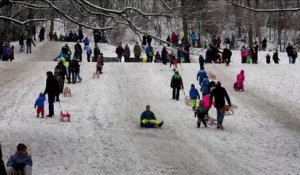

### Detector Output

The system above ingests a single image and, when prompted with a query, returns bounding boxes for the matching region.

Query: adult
[292,48,298,64]
[54,59,68,93]
[83,37,89,49]
[78,29,83,42]
[6,143,32,175]
[44,71,60,117]
[286,43,294,64]
[209,81,231,130]
[115,43,124,62]
[93,44,101,62]
[145,45,154,62]
[252,42,259,64]
[142,35,147,47]
[190,31,197,47]
[170,70,184,100]
[166,35,171,47]
[223,48,232,66]
[123,44,131,62]
[19,34,25,52]
[146,35,152,46]
[74,41,83,62]
[140,105,164,128]
[85,45,92,62]
[39,27,45,42]
[0,144,6,175]
[262,38,267,51]
[198,55,205,69]
[171,32,179,46]
[197,67,208,86]
[161,46,168,65]
[133,42,141,62]
[68,59,77,84]
[26,36,35,54]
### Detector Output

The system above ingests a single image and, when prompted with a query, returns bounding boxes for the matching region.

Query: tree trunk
[247,0,253,45]
[0,144,7,175]
[181,0,188,43]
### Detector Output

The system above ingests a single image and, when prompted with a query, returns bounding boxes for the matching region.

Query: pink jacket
[203,94,215,108]
[236,70,245,88]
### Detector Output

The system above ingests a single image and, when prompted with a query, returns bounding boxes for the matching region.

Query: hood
[39,93,45,97]
[240,70,244,75]
[202,78,209,85]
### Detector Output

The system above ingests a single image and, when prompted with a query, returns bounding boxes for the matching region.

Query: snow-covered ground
[0,41,299,175]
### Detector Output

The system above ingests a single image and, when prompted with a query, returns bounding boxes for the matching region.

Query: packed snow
[0,41,299,175]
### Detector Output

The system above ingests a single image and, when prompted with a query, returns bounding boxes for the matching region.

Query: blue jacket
[197,70,208,85]
[201,78,210,95]
[85,45,92,55]
[190,32,197,41]
[35,93,46,108]
[83,37,89,46]
[54,52,66,61]
[145,46,154,57]
[7,153,32,168]
[189,86,200,99]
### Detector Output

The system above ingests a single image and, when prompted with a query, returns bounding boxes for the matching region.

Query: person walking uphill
[6,143,32,175]
[140,105,164,128]
[171,70,184,100]
[133,42,141,62]
[115,43,124,62]
[189,84,200,110]
[44,71,60,117]
[209,81,231,130]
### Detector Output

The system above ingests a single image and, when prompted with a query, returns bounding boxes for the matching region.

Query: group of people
[240,42,258,64]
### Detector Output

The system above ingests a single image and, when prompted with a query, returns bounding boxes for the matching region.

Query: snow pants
[191,99,197,108]
[197,113,207,127]
[289,56,293,64]
[172,87,180,100]
[141,119,160,127]
[7,165,32,175]
[37,107,44,117]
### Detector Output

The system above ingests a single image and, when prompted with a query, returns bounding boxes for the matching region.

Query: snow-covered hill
[0,42,299,175]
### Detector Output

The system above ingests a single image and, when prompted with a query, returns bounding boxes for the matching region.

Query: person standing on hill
[197,67,208,86]
[123,44,131,62]
[170,70,184,100]
[273,50,280,64]
[74,41,82,62]
[93,44,100,62]
[133,42,141,62]
[223,48,232,66]
[26,36,35,54]
[161,46,168,65]
[115,43,124,62]
[286,43,294,64]
[145,45,154,62]
[262,38,267,51]
[19,34,25,52]
[146,35,152,46]
[85,45,92,62]
[142,35,147,48]
[209,81,231,130]
[44,71,60,117]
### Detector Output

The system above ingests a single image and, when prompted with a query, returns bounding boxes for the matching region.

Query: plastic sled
[184,96,191,106]
[60,111,71,122]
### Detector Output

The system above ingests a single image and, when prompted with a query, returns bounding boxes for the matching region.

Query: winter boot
[158,121,164,128]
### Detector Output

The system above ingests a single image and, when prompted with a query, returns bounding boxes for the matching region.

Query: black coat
[210,86,231,108]
[54,62,68,79]
[44,74,60,96]
[286,45,293,56]
[171,74,184,89]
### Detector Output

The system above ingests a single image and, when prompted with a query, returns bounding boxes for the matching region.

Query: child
[169,53,177,68]
[234,70,245,91]
[34,93,46,118]
[96,54,104,74]
[266,54,270,64]
[273,50,280,64]
[194,100,208,128]
[189,84,200,110]
[201,78,210,98]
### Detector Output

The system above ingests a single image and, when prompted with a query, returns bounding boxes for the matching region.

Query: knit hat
[17,143,27,151]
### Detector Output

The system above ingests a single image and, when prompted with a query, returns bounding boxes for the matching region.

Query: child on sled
[233,70,245,91]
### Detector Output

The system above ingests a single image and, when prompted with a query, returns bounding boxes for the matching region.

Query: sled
[182,90,191,106]
[63,87,72,97]
[205,115,217,126]
[223,105,238,116]
[140,122,156,128]
[93,72,100,79]
[233,82,244,91]
[207,71,216,80]
[60,111,71,122]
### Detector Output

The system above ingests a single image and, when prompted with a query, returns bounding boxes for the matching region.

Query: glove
[34,105,36,108]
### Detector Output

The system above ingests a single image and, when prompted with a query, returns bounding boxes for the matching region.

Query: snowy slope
[0,42,299,175]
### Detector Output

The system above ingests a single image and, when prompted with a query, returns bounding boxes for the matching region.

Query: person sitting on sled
[6,143,32,175]
[234,69,245,91]
[140,105,164,128]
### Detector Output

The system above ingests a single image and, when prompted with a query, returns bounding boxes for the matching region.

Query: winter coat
[203,94,213,108]
[147,35,152,44]
[74,43,82,54]
[209,86,231,108]
[171,33,179,42]
[161,47,168,59]
[140,110,156,121]
[236,70,245,88]
[96,56,104,68]
[94,47,100,58]
[266,54,271,64]
[35,93,46,108]
[223,48,232,59]
[286,45,294,56]
[145,46,154,57]
[189,86,200,99]
[197,69,208,85]
[194,103,208,116]
[133,44,141,57]
[273,52,280,63]
[124,45,131,58]
[171,72,184,89]
[154,52,161,62]
[26,38,35,46]
[201,78,210,95]
[83,37,89,46]
[115,46,124,56]
[190,32,197,41]
[241,49,247,58]
[19,35,25,45]
[85,45,92,55]
[6,152,32,169]
[73,59,80,73]
[44,72,60,96]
